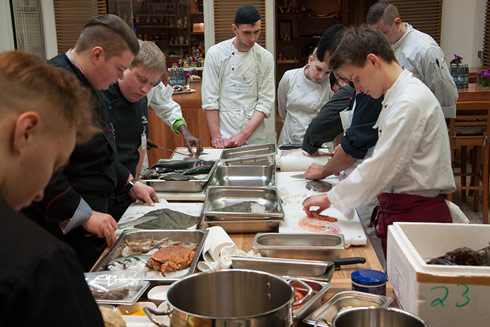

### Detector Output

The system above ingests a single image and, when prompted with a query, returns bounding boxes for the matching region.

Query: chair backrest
[450,101,490,143]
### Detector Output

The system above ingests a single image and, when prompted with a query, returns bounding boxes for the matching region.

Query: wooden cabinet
[147,81,210,166]
[275,0,349,83]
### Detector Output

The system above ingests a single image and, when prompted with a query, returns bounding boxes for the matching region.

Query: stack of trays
[201,186,284,233]
[201,144,282,233]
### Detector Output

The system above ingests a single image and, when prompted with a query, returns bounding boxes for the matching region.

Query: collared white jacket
[201,38,275,144]
[277,66,333,144]
[393,23,458,118]
[328,70,456,216]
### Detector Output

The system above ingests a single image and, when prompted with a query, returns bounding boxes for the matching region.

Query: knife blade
[290,173,306,179]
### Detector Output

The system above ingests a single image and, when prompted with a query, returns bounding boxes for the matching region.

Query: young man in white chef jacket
[367,0,458,118]
[201,5,275,148]
[303,27,456,254]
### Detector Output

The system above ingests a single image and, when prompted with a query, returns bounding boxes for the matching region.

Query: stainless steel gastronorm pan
[289,278,331,326]
[142,161,217,192]
[303,290,393,326]
[253,233,345,260]
[203,186,284,220]
[208,164,275,187]
[220,143,276,159]
[219,153,276,166]
[92,229,207,283]
[231,256,335,281]
[201,215,283,233]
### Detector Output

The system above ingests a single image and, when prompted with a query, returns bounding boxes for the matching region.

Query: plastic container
[351,269,387,296]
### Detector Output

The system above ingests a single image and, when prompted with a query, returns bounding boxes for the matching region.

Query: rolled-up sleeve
[254,53,275,118]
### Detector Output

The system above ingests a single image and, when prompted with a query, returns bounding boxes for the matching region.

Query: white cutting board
[276,171,367,246]
[118,201,203,234]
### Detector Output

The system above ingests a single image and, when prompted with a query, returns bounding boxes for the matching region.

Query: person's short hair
[0,51,98,144]
[366,0,400,26]
[234,5,261,27]
[329,26,397,71]
[316,24,347,63]
[75,14,139,60]
[131,40,166,73]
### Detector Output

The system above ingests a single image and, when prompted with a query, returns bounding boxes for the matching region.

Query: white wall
[0,0,15,52]
[40,0,58,59]
[441,0,486,67]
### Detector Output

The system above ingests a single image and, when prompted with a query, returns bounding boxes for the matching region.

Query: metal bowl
[332,307,427,327]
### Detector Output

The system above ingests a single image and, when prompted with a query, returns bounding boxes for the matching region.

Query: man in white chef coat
[202,5,275,148]
[303,27,456,254]
[367,0,458,118]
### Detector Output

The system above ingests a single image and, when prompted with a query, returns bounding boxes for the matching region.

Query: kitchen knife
[290,173,306,179]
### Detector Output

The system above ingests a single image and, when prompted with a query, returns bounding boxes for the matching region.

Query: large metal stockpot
[144,269,312,326]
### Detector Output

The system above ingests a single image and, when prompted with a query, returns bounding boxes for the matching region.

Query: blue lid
[351,269,387,285]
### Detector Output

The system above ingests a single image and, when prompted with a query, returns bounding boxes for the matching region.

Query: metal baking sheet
[253,233,345,260]
[201,215,283,233]
[92,229,207,283]
[203,186,284,220]
[85,271,150,305]
[303,290,393,327]
[208,164,275,187]
[142,161,217,192]
[220,143,276,159]
[231,256,335,281]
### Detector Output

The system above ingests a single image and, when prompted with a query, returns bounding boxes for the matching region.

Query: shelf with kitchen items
[275,0,348,83]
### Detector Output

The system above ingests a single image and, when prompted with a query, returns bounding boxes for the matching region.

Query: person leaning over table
[301,72,353,155]
[302,24,383,180]
[367,0,458,119]
[201,5,275,148]
[277,47,334,145]
[22,14,157,271]
[0,51,104,327]
[103,40,202,220]
[303,26,456,255]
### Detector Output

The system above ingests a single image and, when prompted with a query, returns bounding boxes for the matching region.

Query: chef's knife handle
[329,257,366,270]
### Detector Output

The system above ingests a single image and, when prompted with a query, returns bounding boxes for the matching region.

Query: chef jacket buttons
[232,52,235,55]
[232,68,234,71]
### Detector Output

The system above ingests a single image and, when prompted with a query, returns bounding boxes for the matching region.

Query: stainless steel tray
[220,143,276,159]
[303,290,393,326]
[219,153,276,166]
[253,233,345,260]
[201,215,283,233]
[288,278,331,324]
[203,186,284,220]
[208,164,275,187]
[231,256,335,281]
[92,229,208,283]
[142,161,217,192]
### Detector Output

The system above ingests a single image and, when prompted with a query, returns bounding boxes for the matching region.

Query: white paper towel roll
[279,152,330,172]
[202,226,236,263]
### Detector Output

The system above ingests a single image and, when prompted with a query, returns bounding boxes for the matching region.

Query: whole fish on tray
[219,201,268,213]
[151,159,215,170]
[141,159,215,180]
[118,208,200,230]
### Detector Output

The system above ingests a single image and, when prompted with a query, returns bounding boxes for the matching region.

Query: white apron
[218,45,266,145]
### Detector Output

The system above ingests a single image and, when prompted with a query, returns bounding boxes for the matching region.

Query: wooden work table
[229,232,398,306]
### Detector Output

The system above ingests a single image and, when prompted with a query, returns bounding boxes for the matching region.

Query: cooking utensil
[220,143,276,160]
[201,215,283,233]
[291,173,306,179]
[252,233,345,260]
[208,164,275,187]
[332,307,427,327]
[304,290,393,327]
[143,269,312,327]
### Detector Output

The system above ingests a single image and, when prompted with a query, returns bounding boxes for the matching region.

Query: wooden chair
[448,101,490,223]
